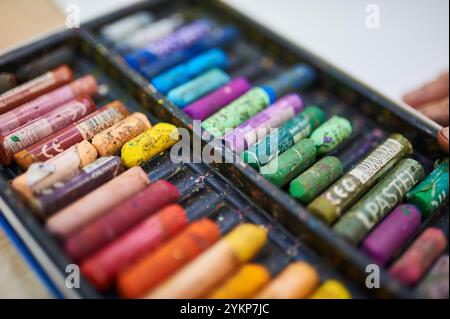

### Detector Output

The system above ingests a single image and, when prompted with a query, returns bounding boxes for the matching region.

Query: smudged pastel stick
[80,190,225,291]
[0,97,95,165]
[45,166,149,237]
[118,210,240,299]
[0,73,16,94]
[145,223,267,299]
[417,255,449,299]
[100,11,154,42]
[389,228,447,286]
[361,204,422,266]
[0,65,73,115]
[310,116,353,156]
[11,141,98,201]
[0,75,98,135]
[310,280,352,299]
[14,101,129,169]
[333,158,425,245]
[308,134,413,225]
[255,262,319,299]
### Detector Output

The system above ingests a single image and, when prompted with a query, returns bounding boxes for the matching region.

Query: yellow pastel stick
[121,123,179,168]
[310,280,352,299]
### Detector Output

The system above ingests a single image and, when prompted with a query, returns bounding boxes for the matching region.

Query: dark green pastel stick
[259,138,316,187]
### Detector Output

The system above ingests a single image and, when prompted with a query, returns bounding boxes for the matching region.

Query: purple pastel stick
[183,77,251,120]
[361,204,422,266]
[223,94,304,153]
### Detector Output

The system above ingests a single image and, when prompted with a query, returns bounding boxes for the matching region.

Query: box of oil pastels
[0,0,448,299]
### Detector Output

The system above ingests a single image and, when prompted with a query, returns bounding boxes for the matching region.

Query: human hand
[403,73,449,153]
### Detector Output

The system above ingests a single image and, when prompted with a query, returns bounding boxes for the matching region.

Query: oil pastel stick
[45,166,149,237]
[0,65,73,115]
[183,77,251,120]
[361,204,422,266]
[310,116,352,156]
[80,191,226,290]
[389,228,447,286]
[417,255,449,299]
[167,69,230,108]
[406,158,449,218]
[118,209,241,298]
[333,158,425,245]
[145,223,267,299]
[124,19,213,69]
[64,170,207,261]
[255,262,320,299]
[0,75,98,135]
[140,25,239,79]
[308,134,413,225]
[242,106,325,168]
[11,141,98,201]
[0,73,16,94]
[223,94,304,154]
[100,11,154,42]
[91,113,151,156]
[202,64,317,138]
[14,101,128,169]
[0,97,95,165]
[310,280,352,299]
[259,138,317,187]
[29,156,124,218]
[152,49,229,94]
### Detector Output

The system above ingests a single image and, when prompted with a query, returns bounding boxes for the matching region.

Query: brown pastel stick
[91,113,152,156]
[255,262,319,299]
[11,141,98,200]
[46,166,149,237]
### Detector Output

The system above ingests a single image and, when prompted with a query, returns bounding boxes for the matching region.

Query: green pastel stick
[310,116,352,155]
[259,138,316,187]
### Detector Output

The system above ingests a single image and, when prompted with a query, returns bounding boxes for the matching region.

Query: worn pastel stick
[16,47,74,81]
[0,65,73,115]
[145,223,267,299]
[121,123,179,168]
[310,280,352,299]
[79,190,222,290]
[260,138,316,187]
[310,116,352,155]
[308,134,413,225]
[406,158,449,218]
[152,49,228,94]
[0,75,98,135]
[118,218,222,298]
[389,228,447,286]
[255,262,319,299]
[361,204,422,266]
[167,69,230,108]
[140,25,239,79]
[14,101,129,169]
[11,141,98,201]
[183,78,251,120]
[290,156,344,204]
[223,94,304,154]
[125,19,213,69]
[121,14,184,50]
[0,97,95,165]
[202,64,317,138]
[91,113,151,156]
[46,166,149,237]
[100,11,154,42]
[243,106,326,168]
[29,156,123,218]
[0,73,16,94]
[417,255,449,299]
[333,159,425,245]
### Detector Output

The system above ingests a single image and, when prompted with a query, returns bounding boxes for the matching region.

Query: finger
[437,127,449,154]
[403,73,449,108]
[418,98,449,126]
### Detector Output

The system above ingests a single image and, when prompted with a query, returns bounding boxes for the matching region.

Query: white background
[55,0,450,103]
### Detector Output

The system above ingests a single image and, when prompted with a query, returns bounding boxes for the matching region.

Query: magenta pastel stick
[361,204,422,266]
[183,77,251,120]
[223,94,304,154]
